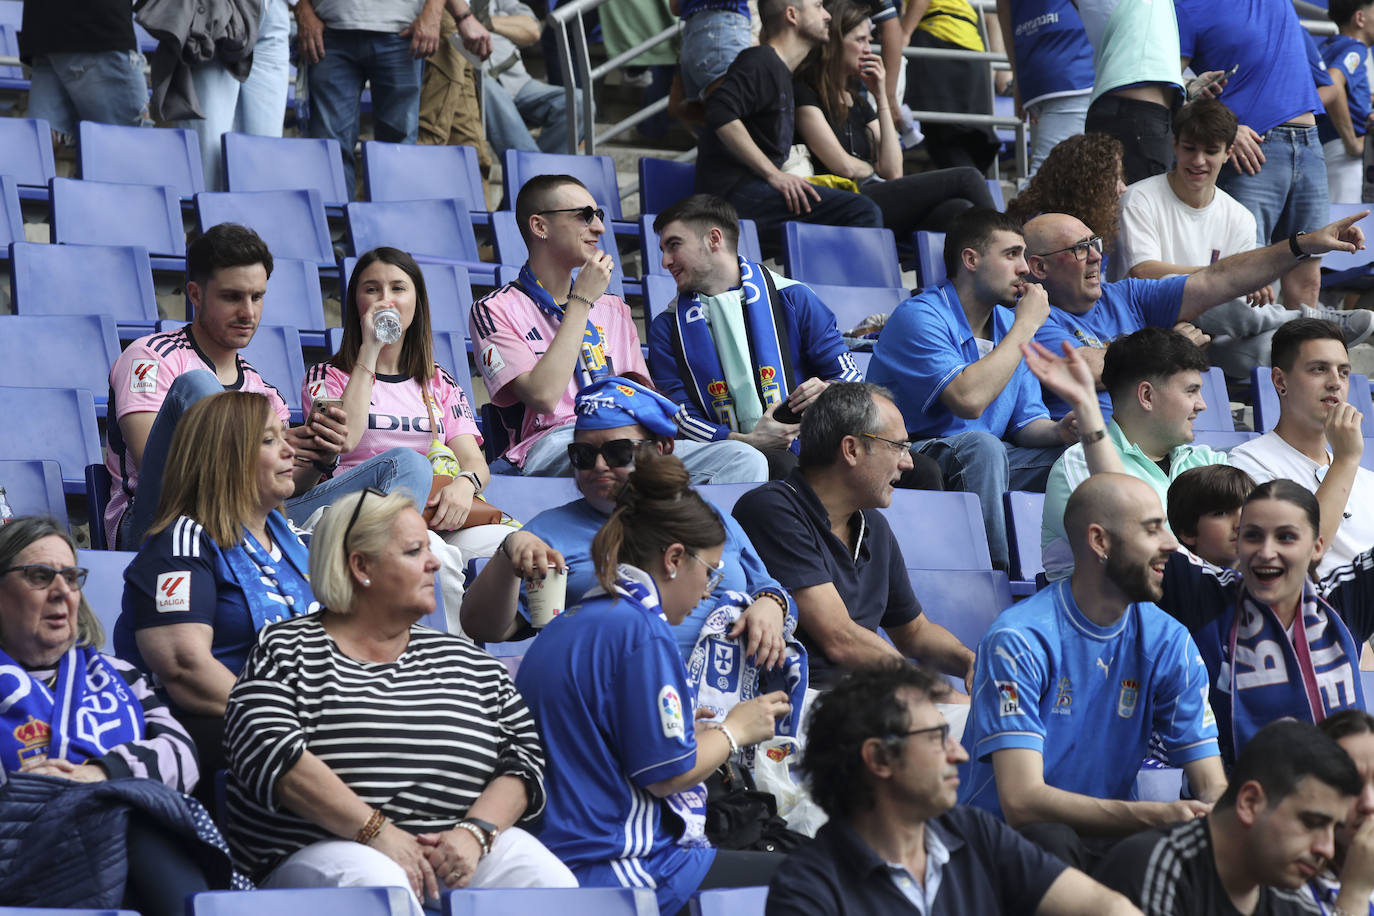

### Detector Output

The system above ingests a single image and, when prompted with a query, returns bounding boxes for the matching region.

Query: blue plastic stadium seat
[852,351,871,375]
[502,149,626,223]
[804,283,908,338]
[10,241,160,338]
[0,175,23,248]
[489,209,628,298]
[482,474,579,526]
[0,314,122,416]
[339,256,473,334]
[0,3,20,26]
[0,22,28,91]
[0,386,102,493]
[431,329,480,410]
[641,273,678,324]
[76,548,136,653]
[985,178,1006,211]
[1193,431,1259,451]
[0,118,56,201]
[345,197,494,286]
[85,464,112,549]
[256,258,328,347]
[0,459,67,527]
[782,223,902,289]
[362,140,489,219]
[913,231,947,289]
[886,489,992,570]
[1193,366,1235,433]
[445,887,660,916]
[78,121,205,201]
[1322,202,1374,288]
[51,178,185,261]
[691,887,768,916]
[1252,366,1374,436]
[695,483,758,517]
[223,132,349,208]
[237,325,307,423]
[638,215,763,280]
[638,156,696,216]
[195,189,334,269]
[1004,490,1045,594]
[188,888,414,916]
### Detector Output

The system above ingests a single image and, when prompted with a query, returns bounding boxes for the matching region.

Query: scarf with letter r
[515,262,612,388]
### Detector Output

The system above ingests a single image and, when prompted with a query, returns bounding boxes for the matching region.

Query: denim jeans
[28,49,149,138]
[308,30,424,192]
[680,9,751,101]
[517,424,770,483]
[1085,94,1173,185]
[912,430,1063,572]
[484,78,583,155]
[728,177,883,256]
[174,0,292,190]
[1218,125,1329,244]
[1027,93,1091,177]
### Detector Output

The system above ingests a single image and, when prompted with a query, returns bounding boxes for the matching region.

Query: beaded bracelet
[755,591,788,615]
[354,809,387,846]
[453,820,490,858]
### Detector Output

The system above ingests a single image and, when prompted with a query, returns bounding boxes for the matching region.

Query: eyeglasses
[342,487,386,563]
[687,551,726,591]
[892,722,951,746]
[2,564,88,590]
[536,205,606,225]
[567,439,649,470]
[1034,235,1103,262]
[863,432,910,453]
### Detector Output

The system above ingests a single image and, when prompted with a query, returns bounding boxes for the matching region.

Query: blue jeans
[120,370,433,546]
[28,49,149,138]
[912,431,1062,572]
[308,30,424,193]
[1027,93,1090,177]
[680,9,751,101]
[517,425,770,483]
[484,78,583,155]
[727,177,883,256]
[1218,124,1329,245]
[174,0,292,190]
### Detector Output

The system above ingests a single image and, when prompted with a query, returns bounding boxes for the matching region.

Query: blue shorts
[680,9,751,101]
[1217,124,1329,244]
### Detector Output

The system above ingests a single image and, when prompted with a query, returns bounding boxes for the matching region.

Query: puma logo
[1096,657,1111,678]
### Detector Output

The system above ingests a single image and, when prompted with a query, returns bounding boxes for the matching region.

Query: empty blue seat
[804,283,908,338]
[1193,430,1259,451]
[258,257,328,347]
[188,888,414,916]
[908,568,1014,658]
[0,3,20,26]
[0,174,22,248]
[0,386,102,493]
[10,241,160,338]
[489,209,627,298]
[0,459,67,526]
[695,482,758,516]
[237,325,306,423]
[0,22,27,91]
[85,463,112,549]
[1004,490,1044,593]
[0,314,122,416]
[345,197,495,285]
[1193,366,1235,433]
[51,178,185,260]
[913,231,946,289]
[362,140,489,217]
[482,474,579,525]
[502,149,626,222]
[431,329,481,409]
[638,156,696,216]
[782,223,902,289]
[638,215,763,280]
[641,273,678,323]
[339,255,473,334]
[78,121,205,200]
[445,887,659,915]
[885,489,992,570]
[1251,366,1374,436]
[196,189,334,269]
[222,132,349,208]
[76,548,136,652]
[691,887,768,916]
[0,119,56,200]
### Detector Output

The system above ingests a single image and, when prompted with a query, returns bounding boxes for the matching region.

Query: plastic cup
[525,568,568,628]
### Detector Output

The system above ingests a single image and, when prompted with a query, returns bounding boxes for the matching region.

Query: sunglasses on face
[3,564,88,590]
[536,206,606,225]
[567,439,649,470]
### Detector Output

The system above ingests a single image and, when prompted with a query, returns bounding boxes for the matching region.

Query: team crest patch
[479,343,506,378]
[995,680,1021,716]
[130,359,159,393]
[155,571,191,613]
[1118,679,1140,719]
[658,685,685,739]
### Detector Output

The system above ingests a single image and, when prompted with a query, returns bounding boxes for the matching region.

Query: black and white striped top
[222,613,546,879]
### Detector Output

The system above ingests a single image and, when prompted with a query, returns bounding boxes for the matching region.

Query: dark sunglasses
[342,487,386,562]
[3,564,88,590]
[536,205,606,225]
[567,439,649,470]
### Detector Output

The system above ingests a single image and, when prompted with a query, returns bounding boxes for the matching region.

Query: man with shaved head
[1021,209,1368,420]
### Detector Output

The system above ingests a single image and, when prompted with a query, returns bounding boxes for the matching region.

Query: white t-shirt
[1228,430,1374,576]
[1114,173,1258,283]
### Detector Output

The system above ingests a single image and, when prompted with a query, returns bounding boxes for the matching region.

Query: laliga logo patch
[479,343,506,377]
[308,380,326,399]
[130,359,159,394]
[1347,51,1363,73]
[1118,679,1139,718]
[995,680,1020,716]
[156,572,191,613]
[658,685,685,739]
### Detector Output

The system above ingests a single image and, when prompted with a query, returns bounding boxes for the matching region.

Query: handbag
[703,757,809,853]
[421,374,507,529]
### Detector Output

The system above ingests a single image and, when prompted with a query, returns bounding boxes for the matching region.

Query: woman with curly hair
[1007,133,1127,247]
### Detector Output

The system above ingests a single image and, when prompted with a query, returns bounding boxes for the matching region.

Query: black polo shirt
[765,808,1067,915]
[733,469,921,688]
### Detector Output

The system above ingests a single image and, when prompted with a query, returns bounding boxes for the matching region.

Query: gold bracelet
[354,809,387,845]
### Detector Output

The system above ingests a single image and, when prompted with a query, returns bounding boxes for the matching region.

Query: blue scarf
[1198,581,1364,765]
[0,644,144,772]
[218,512,316,632]
[672,258,795,433]
[515,262,613,389]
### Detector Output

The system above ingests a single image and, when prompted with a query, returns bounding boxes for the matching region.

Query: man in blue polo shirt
[1025,209,1371,419]
[867,208,1075,573]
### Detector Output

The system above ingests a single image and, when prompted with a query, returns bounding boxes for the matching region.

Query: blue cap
[574,377,681,437]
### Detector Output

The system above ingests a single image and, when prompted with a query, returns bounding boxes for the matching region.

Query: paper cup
[525,568,568,628]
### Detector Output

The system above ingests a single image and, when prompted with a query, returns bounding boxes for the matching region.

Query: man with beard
[959,471,1227,869]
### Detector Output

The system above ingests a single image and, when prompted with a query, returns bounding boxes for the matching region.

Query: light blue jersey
[960,580,1219,820]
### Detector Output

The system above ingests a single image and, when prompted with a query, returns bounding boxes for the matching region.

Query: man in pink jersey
[469,173,768,480]
[106,223,431,548]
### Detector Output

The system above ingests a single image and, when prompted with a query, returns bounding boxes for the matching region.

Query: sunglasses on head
[342,487,386,563]
[567,439,649,470]
[536,205,606,225]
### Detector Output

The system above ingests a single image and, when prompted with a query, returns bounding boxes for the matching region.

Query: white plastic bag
[752,736,828,837]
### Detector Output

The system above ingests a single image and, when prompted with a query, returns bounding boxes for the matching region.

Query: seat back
[238,325,306,421]
[431,329,480,409]
[913,231,946,289]
[1193,366,1234,432]
[782,223,902,288]
[188,888,415,916]
[882,490,992,570]
[0,314,121,412]
[482,475,580,526]
[489,209,626,298]
[85,463,112,549]
[0,387,102,491]
[78,121,205,199]
[639,215,764,279]
[985,178,1005,211]
[696,482,760,517]
[51,178,185,257]
[0,118,56,190]
[638,156,696,216]
[502,150,624,220]
[1192,430,1258,451]
[445,887,660,916]
[1252,365,1374,436]
[0,174,23,247]
[196,189,334,267]
[804,283,908,337]
[337,255,474,334]
[1322,202,1374,277]
[259,258,327,345]
[690,887,768,916]
[0,459,67,526]
[222,132,349,207]
[346,197,481,263]
[362,140,487,211]
[1003,490,1045,586]
[906,568,1014,655]
[10,242,159,332]
[76,548,136,653]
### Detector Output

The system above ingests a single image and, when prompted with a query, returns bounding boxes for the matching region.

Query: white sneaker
[1301,305,1374,347]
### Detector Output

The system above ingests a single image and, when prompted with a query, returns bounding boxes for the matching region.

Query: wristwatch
[456,470,483,493]
[1289,231,1313,262]
[459,817,500,854]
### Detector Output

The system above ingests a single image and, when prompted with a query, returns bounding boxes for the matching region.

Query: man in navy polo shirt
[766,661,1140,915]
[732,382,976,692]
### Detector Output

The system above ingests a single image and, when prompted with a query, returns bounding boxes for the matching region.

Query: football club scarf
[515,262,612,388]
[219,511,315,632]
[0,644,144,772]
[673,258,796,433]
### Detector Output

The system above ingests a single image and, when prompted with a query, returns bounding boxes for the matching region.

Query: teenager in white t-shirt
[1119,99,1372,381]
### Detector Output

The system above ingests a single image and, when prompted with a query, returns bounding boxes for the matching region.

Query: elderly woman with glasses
[223,488,574,914]
[0,516,238,914]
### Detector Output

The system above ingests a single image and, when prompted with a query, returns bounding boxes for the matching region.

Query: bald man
[960,471,1227,870]
[1021,210,1369,419]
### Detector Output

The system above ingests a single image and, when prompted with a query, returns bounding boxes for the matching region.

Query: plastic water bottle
[0,487,12,526]
[373,304,403,345]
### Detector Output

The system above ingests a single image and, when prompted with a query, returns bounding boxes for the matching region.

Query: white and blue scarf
[218,512,316,632]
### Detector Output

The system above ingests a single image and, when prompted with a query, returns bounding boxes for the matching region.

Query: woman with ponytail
[515,449,792,915]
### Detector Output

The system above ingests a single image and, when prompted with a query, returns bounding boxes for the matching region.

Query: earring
[1276,387,1286,396]
[669,569,677,579]
[1098,554,1108,565]
[362,578,372,587]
